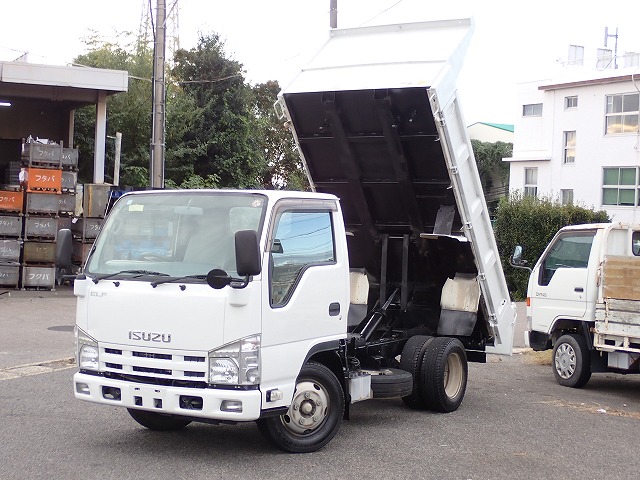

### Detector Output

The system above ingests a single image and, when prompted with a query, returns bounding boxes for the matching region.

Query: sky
[2,0,640,126]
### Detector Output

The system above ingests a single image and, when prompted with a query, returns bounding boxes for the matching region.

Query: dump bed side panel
[428,88,515,354]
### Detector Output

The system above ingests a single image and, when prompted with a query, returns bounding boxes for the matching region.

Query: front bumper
[74,371,262,422]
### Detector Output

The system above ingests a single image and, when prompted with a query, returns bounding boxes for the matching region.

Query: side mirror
[235,230,261,277]
[510,245,532,272]
[511,245,524,265]
[207,231,261,290]
[206,268,231,289]
[271,239,284,254]
[56,228,73,270]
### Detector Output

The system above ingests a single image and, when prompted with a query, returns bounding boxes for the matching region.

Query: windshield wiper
[150,274,207,288]
[91,270,170,284]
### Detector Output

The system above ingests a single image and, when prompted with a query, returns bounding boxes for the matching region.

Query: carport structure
[0,61,128,183]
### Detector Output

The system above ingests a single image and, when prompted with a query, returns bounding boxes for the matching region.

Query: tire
[370,368,413,399]
[420,337,468,413]
[127,408,192,431]
[256,361,344,453]
[400,335,434,409]
[553,333,591,388]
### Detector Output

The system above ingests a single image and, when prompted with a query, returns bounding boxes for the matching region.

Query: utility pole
[604,27,619,69]
[150,0,166,188]
[330,0,337,28]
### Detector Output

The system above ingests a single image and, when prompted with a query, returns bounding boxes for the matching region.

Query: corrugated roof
[478,122,514,132]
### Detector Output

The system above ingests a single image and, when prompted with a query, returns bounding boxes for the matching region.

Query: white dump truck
[73,18,515,452]
[512,223,640,387]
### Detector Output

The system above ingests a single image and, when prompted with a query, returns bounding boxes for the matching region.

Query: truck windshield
[85,192,266,280]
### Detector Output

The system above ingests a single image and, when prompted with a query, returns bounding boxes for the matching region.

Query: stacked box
[23,167,62,193]
[21,142,62,169]
[3,161,21,185]
[0,189,24,214]
[21,180,60,290]
[0,238,21,288]
[72,184,110,266]
[0,215,23,239]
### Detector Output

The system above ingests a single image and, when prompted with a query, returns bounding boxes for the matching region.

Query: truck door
[530,230,596,332]
[259,200,348,397]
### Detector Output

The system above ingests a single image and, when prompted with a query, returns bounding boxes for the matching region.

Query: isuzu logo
[128,331,172,343]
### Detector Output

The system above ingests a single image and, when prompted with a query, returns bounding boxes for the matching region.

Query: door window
[539,231,595,286]
[270,210,335,306]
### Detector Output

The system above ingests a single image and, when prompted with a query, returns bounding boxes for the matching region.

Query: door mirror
[511,245,524,265]
[206,269,231,289]
[510,245,531,272]
[235,230,261,277]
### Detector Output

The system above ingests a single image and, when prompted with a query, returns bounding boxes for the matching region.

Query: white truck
[512,223,640,387]
[73,18,515,452]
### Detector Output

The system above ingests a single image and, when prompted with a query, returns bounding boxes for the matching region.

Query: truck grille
[100,345,208,383]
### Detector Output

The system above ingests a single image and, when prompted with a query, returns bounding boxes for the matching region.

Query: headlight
[76,327,99,371]
[208,335,260,385]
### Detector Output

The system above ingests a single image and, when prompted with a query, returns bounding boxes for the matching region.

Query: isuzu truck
[73,18,515,452]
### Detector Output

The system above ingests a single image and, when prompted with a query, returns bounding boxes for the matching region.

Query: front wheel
[256,361,344,453]
[127,408,192,431]
[553,333,591,388]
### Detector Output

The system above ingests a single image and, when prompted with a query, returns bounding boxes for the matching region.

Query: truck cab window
[270,210,335,306]
[539,232,595,286]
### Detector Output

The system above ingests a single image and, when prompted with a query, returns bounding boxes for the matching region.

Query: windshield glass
[85,191,266,279]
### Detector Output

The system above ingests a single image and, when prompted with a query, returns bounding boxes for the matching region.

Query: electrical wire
[359,0,405,27]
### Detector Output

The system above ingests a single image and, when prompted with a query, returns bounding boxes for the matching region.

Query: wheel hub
[555,343,576,379]
[282,381,329,435]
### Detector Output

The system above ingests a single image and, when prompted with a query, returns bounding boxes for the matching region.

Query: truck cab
[518,223,640,387]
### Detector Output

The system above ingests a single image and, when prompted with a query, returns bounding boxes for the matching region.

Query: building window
[565,96,578,109]
[561,189,574,205]
[563,131,576,164]
[624,52,640,68]
[568,45,584,66]
[523,103,542,117]
[524,168,538,197]
[602,167,637,206]
[597,48,613,69]
[605,93,640,134]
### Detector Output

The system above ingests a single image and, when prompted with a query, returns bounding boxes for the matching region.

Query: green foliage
[471,139,511,209]
[252,81,309,190]
[494,191,610,299]
[169,34,265,188]
[73,34,153,187]
[165,173,220,189]
[72,31,308,191]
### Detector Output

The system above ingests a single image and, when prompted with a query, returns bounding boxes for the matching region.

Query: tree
[252,81,309,190]
[494,191,610,299]
[73,33,153,186]
[168,34,266,188]
[471,139,511,211]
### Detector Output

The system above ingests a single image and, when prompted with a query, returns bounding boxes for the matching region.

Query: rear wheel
[553,333,591,388]
[256,361,344,453]
[127,409,192,431]
[400,335,433,409]
[420,337,468,412]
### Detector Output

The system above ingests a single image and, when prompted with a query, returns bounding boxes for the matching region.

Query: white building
[505,57,640,223]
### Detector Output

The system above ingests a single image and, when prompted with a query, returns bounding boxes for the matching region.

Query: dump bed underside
[284,87,462,274]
